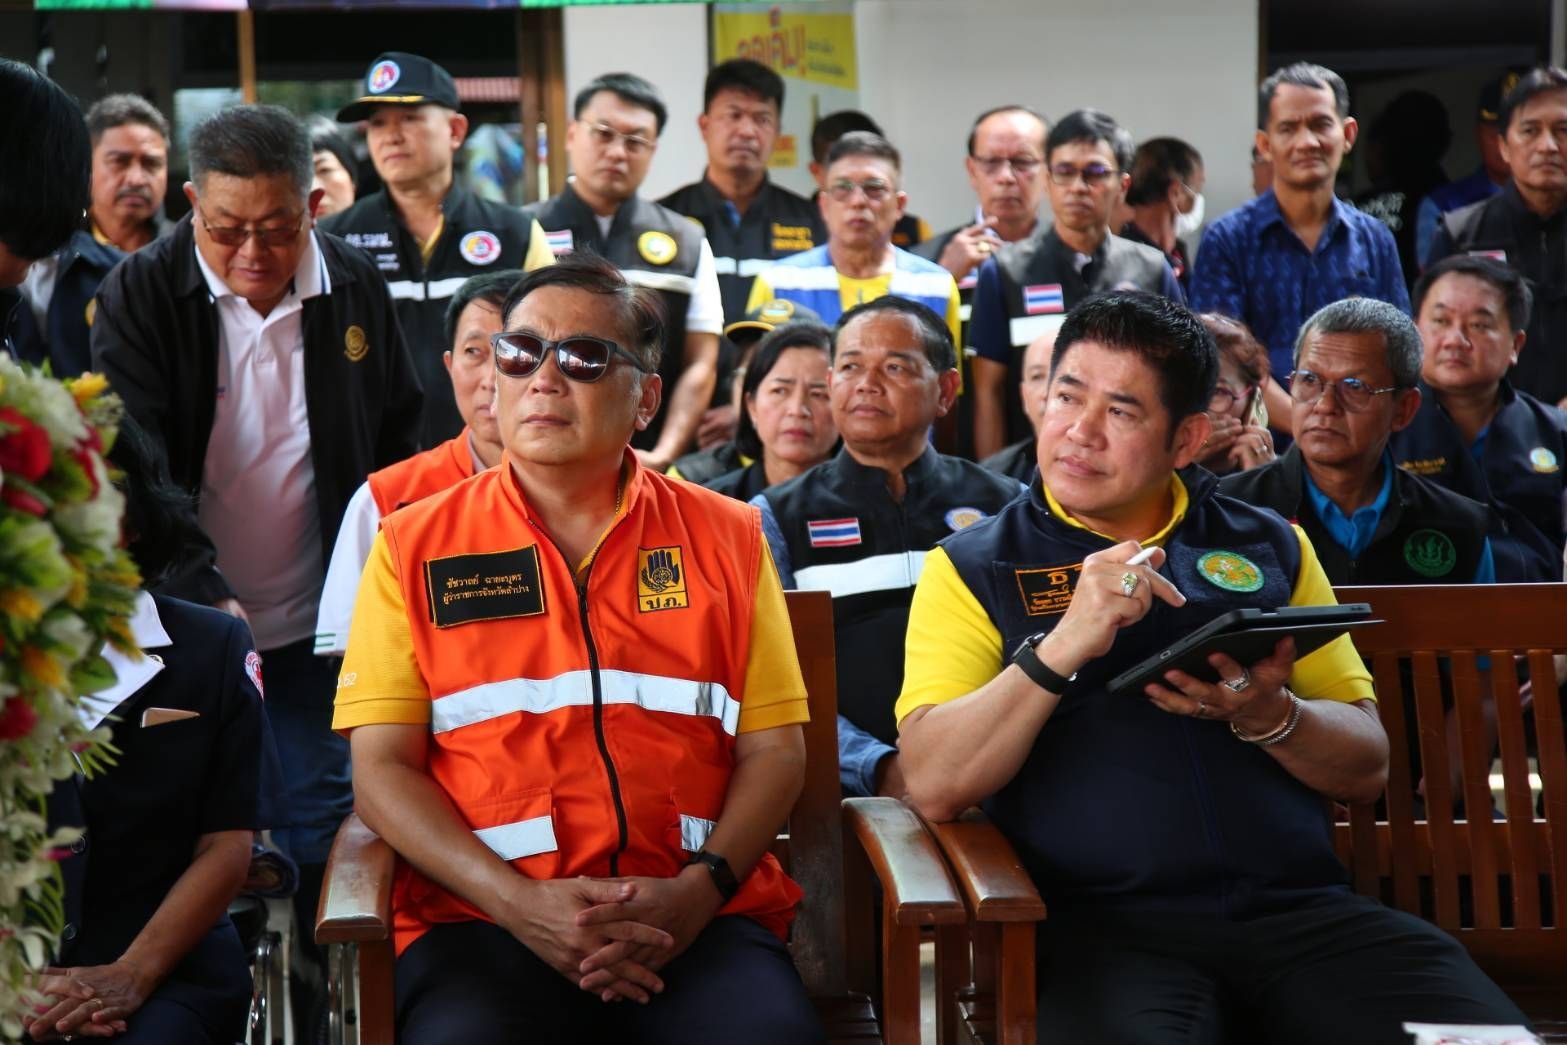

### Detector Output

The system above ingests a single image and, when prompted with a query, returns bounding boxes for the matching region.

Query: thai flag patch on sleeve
[545,229,575,256]
[807,518,862,548]
[1023,283,1065,315]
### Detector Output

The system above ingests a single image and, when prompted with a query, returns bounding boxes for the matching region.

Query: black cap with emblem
[722,299,824,347]
[337,52,461,123]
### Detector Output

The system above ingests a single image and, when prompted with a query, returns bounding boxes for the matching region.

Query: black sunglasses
[490,331,652,383]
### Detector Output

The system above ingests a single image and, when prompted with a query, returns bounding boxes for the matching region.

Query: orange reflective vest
[380,453,802,954]
[367,429,477,519]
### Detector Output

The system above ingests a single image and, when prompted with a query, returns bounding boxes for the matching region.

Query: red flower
[71,446,99,497]
[0,693,38,740]
[1,484,47,517]
[0,407,52,483]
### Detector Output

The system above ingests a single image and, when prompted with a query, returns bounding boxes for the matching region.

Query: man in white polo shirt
[92,104,423,1034]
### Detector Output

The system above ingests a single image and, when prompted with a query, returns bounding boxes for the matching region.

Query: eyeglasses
[971,155,1043,177]
[1209,381,1253,409]
[1286,369,1402,412]
[826,178,894,203]
[196,205,307,248]
[1049,162,1118,187]
[585,121,656,156]
[491,331,652,383]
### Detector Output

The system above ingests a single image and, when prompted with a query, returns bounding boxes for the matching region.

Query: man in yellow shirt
[334,254,822,1043]
[748,131,960,347]
[896,291,1527,1042]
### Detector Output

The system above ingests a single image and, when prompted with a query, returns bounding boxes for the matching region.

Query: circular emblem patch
[368,59,401,94]
[244,649,264,698]
[459,230,501,266]
[945,507,987,532]
[758,299,796,323]
[1196,550,1264,593]
[638,230,678,266]
[344,325,369,362]
[84,297,96,328]
[1529,446,1559,474]
[1403,529,1457,578]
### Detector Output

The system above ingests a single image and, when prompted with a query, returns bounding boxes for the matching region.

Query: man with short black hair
[754,296,1020,798]
[898,290,1526,1043]
[15,93,169,376]
[1121,137,1205,294]
[324,52,551,447]
[91,106,423,1003]
[526,71,724,473]
[1430,66,1567,408]
[1192,63,1409,391]
[1394,254,1567,581]
[969,108,1182,459]
[809,110,930,249]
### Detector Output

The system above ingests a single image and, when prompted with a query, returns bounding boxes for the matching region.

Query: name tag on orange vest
[424,546,546,628]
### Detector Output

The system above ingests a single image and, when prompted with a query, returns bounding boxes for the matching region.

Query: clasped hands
[510,865,722,1006]
[27,962,144,1041]
[1052,541,1296,735]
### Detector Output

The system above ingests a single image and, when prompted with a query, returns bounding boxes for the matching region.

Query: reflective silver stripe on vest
[1009,313,1067,348]
[680,814,716,852]
[386,276,470,302]
[712,256,772,278]
[431,669,741,736]
[474,815,558,861]
[759,264,840,291]
[792,550,929,599]
[622,269,698,295]
[889,270,958,300]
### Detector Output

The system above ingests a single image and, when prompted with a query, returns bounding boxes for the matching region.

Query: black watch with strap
[1011,631,1077,694]
[686,849,739,903]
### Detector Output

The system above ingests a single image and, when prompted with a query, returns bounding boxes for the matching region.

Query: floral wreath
[0,358,140,1038]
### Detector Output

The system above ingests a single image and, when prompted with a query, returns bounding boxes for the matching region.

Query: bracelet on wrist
[1230,691,1303,747]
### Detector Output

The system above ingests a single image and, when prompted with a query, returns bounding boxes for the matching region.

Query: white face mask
[1175,191,1205,239]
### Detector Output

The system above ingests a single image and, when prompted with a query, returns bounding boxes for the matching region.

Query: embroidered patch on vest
[344,325,369,362]
[545,229,574,256]
[424,545,546,627]
[1023,283,1064,315]
[1468,249,1508,263]
[1015,563,1082,617]
[1403,529,1457,578]
[459,230,501,266]
[637,546,688,612]
[638,230,678,266]
[807,518,861,547]
[1530,446,1559,473]
[244,650,264,698]
[945,507,988,531]
[1398,455,1447,476]
[771,223,814,252]
[1195,550,1264,593]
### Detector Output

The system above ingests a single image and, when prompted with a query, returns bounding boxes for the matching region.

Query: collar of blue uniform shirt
[1302,451,1394,560]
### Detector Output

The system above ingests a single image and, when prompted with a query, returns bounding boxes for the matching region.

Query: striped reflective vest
[756,245,955,327]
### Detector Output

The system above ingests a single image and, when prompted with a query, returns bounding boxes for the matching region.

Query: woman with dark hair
[705,320,838,500]
[30,415,281,1044]
[308,115,359,219]
[1197,312,1276,475]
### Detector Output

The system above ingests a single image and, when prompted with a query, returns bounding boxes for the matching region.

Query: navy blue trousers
[1035,893,1528,1044]
[395,915,824,1045]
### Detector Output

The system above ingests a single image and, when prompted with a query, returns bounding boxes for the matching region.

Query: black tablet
[1107,604,1379,696]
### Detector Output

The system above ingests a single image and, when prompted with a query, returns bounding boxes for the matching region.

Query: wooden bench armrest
[925,808,1047,923]
[316,813,396,945]
[843,797,966,928]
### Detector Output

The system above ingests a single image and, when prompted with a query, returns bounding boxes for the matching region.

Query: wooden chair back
[1334,582,1567,1020]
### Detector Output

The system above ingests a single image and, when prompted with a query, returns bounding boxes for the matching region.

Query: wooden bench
[314,589,965,1044]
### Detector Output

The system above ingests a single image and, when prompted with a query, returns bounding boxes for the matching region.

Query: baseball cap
[337,53,460,123]
[1478,71,1524,124]
[723,299,824,343]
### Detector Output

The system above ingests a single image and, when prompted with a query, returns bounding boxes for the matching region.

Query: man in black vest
[324,52,551,447]
[896,291,1525,1042]
[752,297,1021,798]
[1430,66,1567,408]
[1395,254,1567,581]
[526,72,723,472]
[969,109,1182,459]
[1221,298,1497,587]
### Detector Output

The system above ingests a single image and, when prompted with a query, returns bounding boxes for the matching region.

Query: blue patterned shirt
[1190,190,1411,378]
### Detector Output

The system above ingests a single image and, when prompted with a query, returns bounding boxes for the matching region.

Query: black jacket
[1219,446,1493,585]
[12,229,137,377]
[980,437,1036,485]
[91,215,423,604]
[1433,184,1567,403]
[322,184,537,446]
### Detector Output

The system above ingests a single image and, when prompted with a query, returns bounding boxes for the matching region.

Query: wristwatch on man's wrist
[686,849,739,903]
[1011,631,1078,694]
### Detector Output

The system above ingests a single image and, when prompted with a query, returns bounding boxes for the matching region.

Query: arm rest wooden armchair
[923,809,1047,1045]
[315,590,965,1045]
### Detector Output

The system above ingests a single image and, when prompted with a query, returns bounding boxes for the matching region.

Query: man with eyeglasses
[334,253,823,1045]
[968,109,1183,460]
[661,59,824,453]
[91,103,423,1036]
[324,52,552,449]
[526,72,724,475]
[746,132,960,345]
[1220,298,1496,588]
